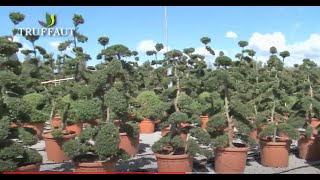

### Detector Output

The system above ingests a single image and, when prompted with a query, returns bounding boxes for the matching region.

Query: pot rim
[259,139,292,146]
[154,153,191,160]
[42,131,77,139]
[215,147,249,152]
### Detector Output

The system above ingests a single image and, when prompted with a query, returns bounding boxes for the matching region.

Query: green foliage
[88,126,118,157]
[22,93,46,109]
[212,134,229,149]
[278,123,299,139]
[0,159,17,172]
[62,139,88,159]
[104,87,128,120]
[67,99,101,123]
[51,128,64,139]
[135,91,166,120]
[177,92,200,116]
[17,127,38,146]
[168,111,189,124]
[0,117,10,141]
[200,37,211,45]
[206,114,227,132]
[121,121,139,137]
[19,148,42,166]
[9,12,25,25]
[186,138,201,156]
[190,127,211,145]
[63,123,122,162]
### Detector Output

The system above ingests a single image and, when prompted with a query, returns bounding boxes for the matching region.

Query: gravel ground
[31,131,320,174]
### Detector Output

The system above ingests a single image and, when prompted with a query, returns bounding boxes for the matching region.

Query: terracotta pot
[23,122,45,140]
[309,118,320,135]
[250,130,258,141]
[74,159,117,172]
[139,119,155,134]
[119,133,140,157]
[298,136,320,161]
[161,127,170,137]
[259,140,291,167]
[200,116,209,129]
[52,117,61,128]
[43,132,76,163]
[15,164,41,172]
[155,153,193,172]
[214,147,249,174]
[66,123,83,136]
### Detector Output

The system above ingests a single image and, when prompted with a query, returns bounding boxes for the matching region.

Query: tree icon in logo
[38,13,56,28]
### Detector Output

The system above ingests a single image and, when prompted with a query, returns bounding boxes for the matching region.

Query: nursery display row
[1,12,320,174]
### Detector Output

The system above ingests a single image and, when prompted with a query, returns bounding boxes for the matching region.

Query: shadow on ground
[41,162,74,172]
[138,143,150,154]
[116,157,157,172]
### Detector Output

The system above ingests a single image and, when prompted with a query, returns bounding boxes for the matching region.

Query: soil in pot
[43,132,77,163]
[139,119,155,134]
[119,133,140,157]
[214,145,249,174]
[161,127,170,137]
[66,123,83,136]
[23,123,45,140]
[200,116,209,129]
[259,139,292,167]
[155,153,193,172]
[298,136,320,161]
[15,164,41,172]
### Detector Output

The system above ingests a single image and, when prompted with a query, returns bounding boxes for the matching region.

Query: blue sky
[1,6,320,66]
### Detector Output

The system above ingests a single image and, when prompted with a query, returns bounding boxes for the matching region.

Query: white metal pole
[164,6,168,53]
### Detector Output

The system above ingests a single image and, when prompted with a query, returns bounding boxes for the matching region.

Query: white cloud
[247,32,320,66]
[136,40,170,54]
[194,46,228,57]
[49,41,61,48]
[226,31,238,39]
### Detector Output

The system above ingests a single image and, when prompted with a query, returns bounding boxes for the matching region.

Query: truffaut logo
[38,13,56,28]
[18,13,74,37]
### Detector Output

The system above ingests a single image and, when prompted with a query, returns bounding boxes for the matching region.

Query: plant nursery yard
[32,131,320,174]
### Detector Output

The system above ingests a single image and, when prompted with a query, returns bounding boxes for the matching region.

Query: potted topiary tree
[0,116,43,172]
[65,98,101,136]
[0,35,43,171]
[42,86,77,163]
[134,91,166,134]
[152,111,210,172]
[257,66,298,168]
[291,59,320,161]
[22,93,50,140]
[105,87,140,157]
[197,91,223,129]
[62,122,128,172]
[204,67,252,174]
